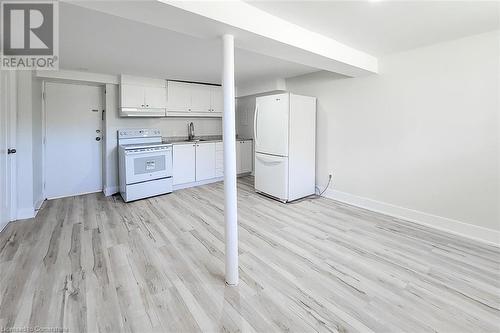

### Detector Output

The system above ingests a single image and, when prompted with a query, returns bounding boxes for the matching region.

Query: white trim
[47,189,102,201]
[8,71,17,222]
[173,177,224,191]
[172,173,250,191]
[36,69,119,84]
[322,188,500,247]
[34,197,44,211]
[41,81,46,202]
[104,186,119,196]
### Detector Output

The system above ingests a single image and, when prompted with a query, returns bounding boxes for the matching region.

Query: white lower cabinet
[173,143,196,185]
[173,140,253,188]
[237,140,253,174]
[216,142,224,177]
[195,142,216,181]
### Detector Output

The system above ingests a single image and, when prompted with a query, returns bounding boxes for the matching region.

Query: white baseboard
[34,198,44,211]
[322,188,500,247]
[104,186,119,196]
[33,197,45,218]
[173,177,224,191]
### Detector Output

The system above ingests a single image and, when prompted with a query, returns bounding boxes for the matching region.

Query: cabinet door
[145,86,167,108]
[211,86,223,113]
[215,142,224,177]
[173,144,196,185]
[236,142,242,174]
[167,81,191,112]
[121,84,145,108]
[240,141,253,173]
[195,142,216,181]
[191,84,212,113]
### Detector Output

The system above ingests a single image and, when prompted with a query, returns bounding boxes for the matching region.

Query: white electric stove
[118,128,172,202]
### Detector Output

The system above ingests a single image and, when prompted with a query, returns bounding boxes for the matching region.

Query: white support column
[222,34,238,286]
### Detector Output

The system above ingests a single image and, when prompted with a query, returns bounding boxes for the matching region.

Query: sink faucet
[188,122,195,141]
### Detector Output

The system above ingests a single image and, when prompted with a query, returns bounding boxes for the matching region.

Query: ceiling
[59,2,318,85]
[60,1,499,85]
[248,1,500,56]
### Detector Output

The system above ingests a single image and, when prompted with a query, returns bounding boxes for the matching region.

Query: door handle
[95,137,101,141]
[256,154,282,165]
[7,148,16,154]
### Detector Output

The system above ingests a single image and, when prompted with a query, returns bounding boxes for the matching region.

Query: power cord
[316,174,332,197]
[282,173,333,204]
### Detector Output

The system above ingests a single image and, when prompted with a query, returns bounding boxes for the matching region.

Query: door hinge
[42,91,45,100]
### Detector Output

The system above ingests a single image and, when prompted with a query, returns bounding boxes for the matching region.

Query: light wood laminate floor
[0,177,499,332]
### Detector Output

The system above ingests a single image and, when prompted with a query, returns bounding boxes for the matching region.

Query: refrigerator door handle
[256,154,283,165]
[253,104,259,145]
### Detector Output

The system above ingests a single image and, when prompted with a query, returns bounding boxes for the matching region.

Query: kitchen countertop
[162,135,253,145]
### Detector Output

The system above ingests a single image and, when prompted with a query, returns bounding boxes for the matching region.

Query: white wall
[104,84,222,194]
[286,31,500,238]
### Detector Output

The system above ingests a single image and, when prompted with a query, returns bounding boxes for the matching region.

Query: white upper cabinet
[167,81,191,112]
[166,80,222,117]
[211,86,223,114]
[120,75,167,116]
[145,86,168,108]
[191,84,212,113]
[121,84,145,108]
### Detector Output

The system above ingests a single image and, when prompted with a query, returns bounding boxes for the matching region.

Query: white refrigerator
[254,92,316,202]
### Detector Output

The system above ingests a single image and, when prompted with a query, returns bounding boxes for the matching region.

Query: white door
[167,81,191,112]
[144,86,167,108]
[255,93,289,156]
[0,71,16,228]
[45,82,103,199]
[255,152,288,201]
[190,84,212,113]
[121,84,145,108]
[195,142,216,181]
[173,143,196,185]
[240,140,253,173]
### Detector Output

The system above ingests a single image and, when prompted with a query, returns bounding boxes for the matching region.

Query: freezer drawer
[254,152,288,201]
